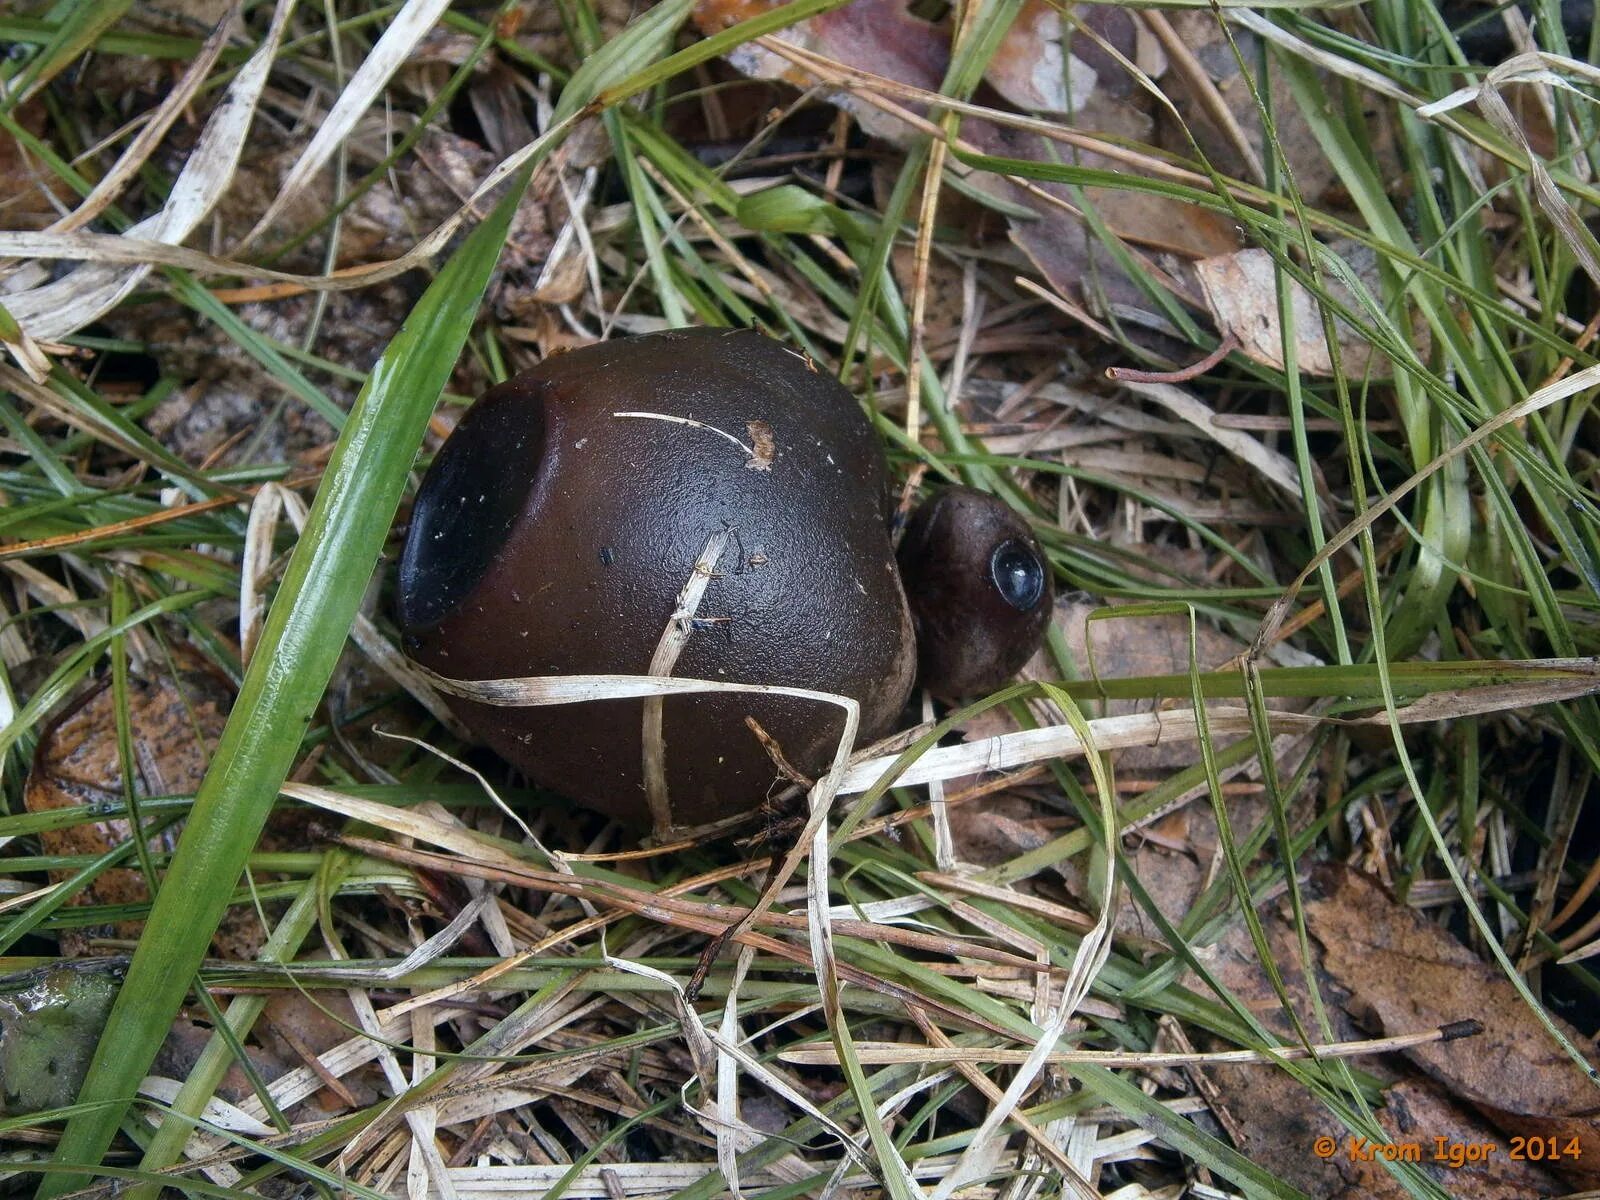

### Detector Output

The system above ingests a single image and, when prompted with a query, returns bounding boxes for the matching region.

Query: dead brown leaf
[1306,865,1600,1188]
[23,660,230,951]
[1195,243,1419,377]
[1209,1059,1566,1199]
[156,986,384,1118]
[986,0,1099,115]
[1153,11,1350,206]
[1195,872,1571,1198]
[947,792,1054,866]
[695,0,1241,324]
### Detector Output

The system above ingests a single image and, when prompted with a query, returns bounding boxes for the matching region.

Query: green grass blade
[36,164,537,1199]
[553,0,694,122]
[2,0,130,109]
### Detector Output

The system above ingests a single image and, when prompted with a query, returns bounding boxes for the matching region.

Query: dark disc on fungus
[895,486,1054,697]
[398,327,917,828]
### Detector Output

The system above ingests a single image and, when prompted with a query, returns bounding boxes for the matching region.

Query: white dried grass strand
[1417,51,1600,287]
[0,594,29,674]
[605,954,718,1084]
[351,613,469,736]
[821,894,937,921]
[1228,9,1414,105]
[372,1159,972,1196]
[473,879,519,957]
[283,782,536,869]
[381,893,492,982]
[373,731,541,848]
[51,9,241,234]
[1558,934,1600,963]
[0,230,363,281]
[1117,380,1303,501]
[241,0,456,248]
[3,559,107,641]
[408,984,439,1200]
[240,482,296,665]
[843,709,1256,792]
[137,1077,272,1135]
[642,530,731,836]
[612,411,757,461]
[379,948,541,1024]
[1065,1120,1101,1184]
[4,0,296,341]
[338,982,460,1200]
[716,945,756,1199]
[851,672,1600,795]
[0,313,52,382]
[537,162,603,303]
[420,667,857,709]
[409,667,1600,797]
[704,1017,878,1176]
[781,1022,1474,1066]
[929,694,1118,1200]
[921,690,954,870]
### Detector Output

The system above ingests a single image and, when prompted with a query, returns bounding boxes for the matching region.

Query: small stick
[743,715,814,788]
[1106,334,1239,385]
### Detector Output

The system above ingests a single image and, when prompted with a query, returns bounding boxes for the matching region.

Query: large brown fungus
[398,327,1054,831]
[399,328,917,828]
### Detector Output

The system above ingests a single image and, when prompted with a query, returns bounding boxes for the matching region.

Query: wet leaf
[0,961,121,1117]
[23,666,229,947]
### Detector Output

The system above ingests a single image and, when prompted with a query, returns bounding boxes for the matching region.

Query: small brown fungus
[398,328,1055,831]
[895,486,1054,698]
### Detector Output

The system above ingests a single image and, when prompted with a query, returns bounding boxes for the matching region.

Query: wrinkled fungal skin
[399,328,917,827]
[895,486,1054,697]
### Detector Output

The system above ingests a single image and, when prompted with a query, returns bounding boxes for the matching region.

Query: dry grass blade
[1116,380,1306,502]
[49,9,240,234]
[781,1022,1484,1067]
[1418,50,1600,288]
[6,0,294,341]
[642,531,732,837]
[240,0,457,249]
